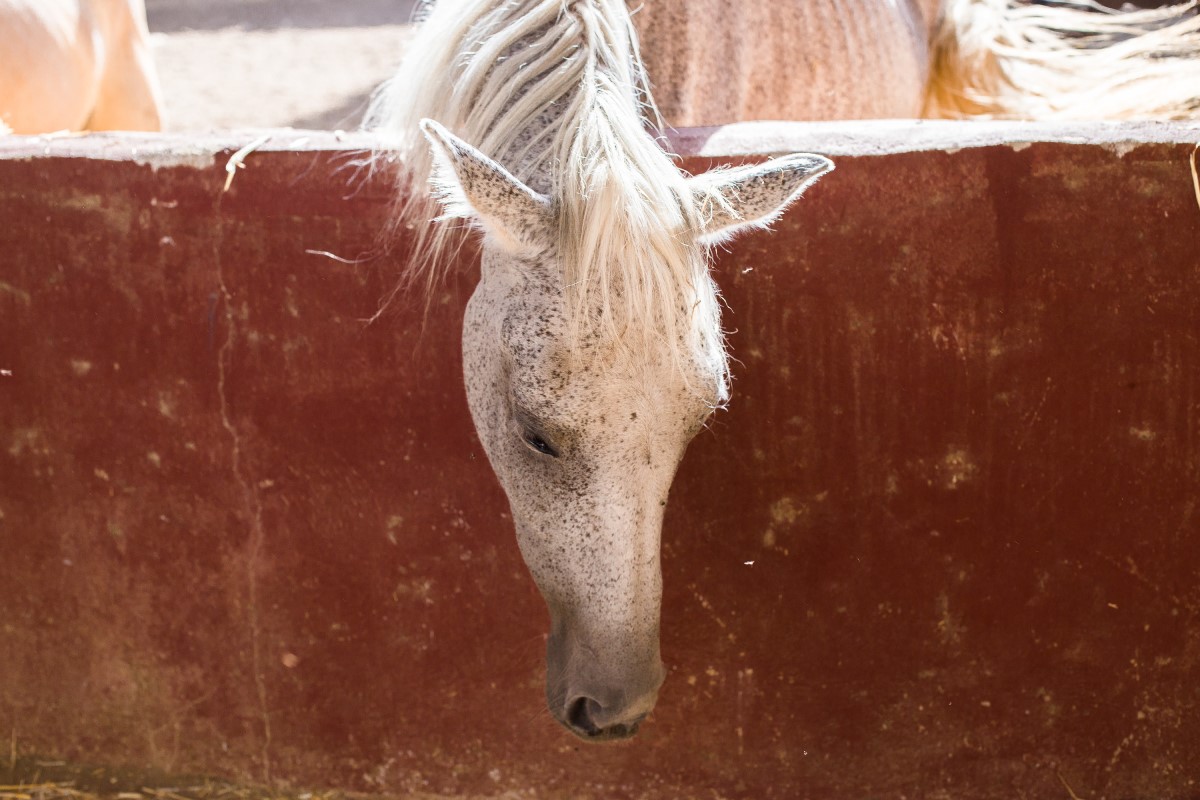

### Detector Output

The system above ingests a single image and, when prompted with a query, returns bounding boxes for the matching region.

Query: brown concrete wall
[1,123,1198,799]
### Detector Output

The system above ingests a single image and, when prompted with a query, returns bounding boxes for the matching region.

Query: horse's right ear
[688,154,834,245]
[420,119,554,252]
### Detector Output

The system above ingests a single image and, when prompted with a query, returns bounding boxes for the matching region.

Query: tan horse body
[0,0,163,133]
[634,0,943,124]
[633,0,1200,125]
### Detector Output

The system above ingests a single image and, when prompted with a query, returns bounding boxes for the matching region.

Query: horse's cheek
[461,283,512,475]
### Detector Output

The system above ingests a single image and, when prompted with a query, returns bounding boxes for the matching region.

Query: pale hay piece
[927,0,1200,120]
[304,249,369,265]
[223,134,272,193]
[366,0,735,394]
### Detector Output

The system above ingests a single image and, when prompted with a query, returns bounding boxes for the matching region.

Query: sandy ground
[145,0,420,131]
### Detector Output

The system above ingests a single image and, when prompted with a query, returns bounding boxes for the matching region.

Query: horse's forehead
[478,253,721,418]
[508,336,716,434]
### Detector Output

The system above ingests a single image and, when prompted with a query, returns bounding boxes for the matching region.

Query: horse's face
[422,121,831,740]
[463,249,720,739]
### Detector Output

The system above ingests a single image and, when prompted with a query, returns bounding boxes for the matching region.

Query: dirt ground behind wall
[145,0,421,131]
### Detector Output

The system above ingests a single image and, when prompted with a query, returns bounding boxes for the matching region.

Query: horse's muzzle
[545,632,666,741]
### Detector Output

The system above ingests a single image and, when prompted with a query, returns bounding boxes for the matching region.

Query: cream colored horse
[0,0,164,133]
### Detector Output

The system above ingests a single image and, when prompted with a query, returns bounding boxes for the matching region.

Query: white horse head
[370,0,830,740]
[418,119,830,738]
[369,0,1200,742]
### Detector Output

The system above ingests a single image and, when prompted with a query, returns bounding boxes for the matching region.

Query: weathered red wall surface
[1,123,1198,799]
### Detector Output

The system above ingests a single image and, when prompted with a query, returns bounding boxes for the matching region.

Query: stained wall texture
[1,123,1198,799]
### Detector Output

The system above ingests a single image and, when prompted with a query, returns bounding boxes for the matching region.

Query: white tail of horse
[927,0,1200,119]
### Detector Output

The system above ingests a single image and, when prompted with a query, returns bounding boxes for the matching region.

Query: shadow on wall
[145,0,423,33]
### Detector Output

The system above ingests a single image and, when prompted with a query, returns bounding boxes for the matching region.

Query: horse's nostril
[567,696,603,737]
[565,697,646,740]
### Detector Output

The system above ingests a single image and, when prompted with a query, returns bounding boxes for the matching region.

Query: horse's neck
[489,49,573,198]
[506,105,568,198]
[632,0,934,124]
[489,14,644,198]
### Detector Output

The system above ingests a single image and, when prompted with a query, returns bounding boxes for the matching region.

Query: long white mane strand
[927,0,1200,119]
[366,0,731,398]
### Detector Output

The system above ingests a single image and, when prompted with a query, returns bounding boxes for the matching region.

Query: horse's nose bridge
[590,491,666,628]
[548,556,664,652]
[538,435,680,736]
[538,441,675,695]
[596,451,673,558]
[548,580,663,668]
[513,473,666,633]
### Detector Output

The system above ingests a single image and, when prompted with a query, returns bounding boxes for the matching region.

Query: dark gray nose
[565,696,649,740]
[544,615,666,741]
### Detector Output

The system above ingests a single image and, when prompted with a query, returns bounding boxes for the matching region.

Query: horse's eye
[522,430,559,458]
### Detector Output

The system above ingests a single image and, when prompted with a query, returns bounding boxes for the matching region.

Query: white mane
[366,0,730,397]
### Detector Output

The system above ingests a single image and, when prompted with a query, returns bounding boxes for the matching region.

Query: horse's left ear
[420,118,554,252]
[688,154,834,245]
